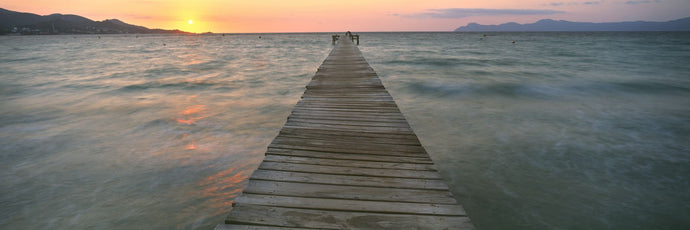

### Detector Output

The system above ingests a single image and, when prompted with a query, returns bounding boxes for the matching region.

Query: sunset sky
[3,0,689,33]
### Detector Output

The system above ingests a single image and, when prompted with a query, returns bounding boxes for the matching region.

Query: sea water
[1,32,689,229]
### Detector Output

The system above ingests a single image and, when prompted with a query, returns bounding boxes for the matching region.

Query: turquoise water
[1,32,689,229]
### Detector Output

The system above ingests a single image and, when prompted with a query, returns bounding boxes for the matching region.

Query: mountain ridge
[454,17,690,32]
[0,8,190,35]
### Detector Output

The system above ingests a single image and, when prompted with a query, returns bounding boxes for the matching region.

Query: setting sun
[188,20,193,24]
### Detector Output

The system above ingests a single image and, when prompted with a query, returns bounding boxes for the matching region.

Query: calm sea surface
[1,32,689,229]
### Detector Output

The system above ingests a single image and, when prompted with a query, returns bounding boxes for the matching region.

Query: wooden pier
[215,34,474,230]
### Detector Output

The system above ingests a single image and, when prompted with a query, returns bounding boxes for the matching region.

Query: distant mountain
[454,17,690,32]
[0,8,190,35]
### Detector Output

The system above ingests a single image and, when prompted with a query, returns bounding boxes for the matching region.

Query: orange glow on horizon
[2,0,687,33]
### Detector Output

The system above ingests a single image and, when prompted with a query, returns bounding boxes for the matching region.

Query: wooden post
[350,35,359,45]
[332,35,340,45]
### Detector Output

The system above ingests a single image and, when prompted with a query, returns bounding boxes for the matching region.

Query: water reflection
[173,95,208,153]
[182,133,197,150]
[175,104,206,125]
[199,164,252,208]
[0,34,331,230]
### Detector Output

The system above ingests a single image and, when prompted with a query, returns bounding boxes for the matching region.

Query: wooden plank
[289,109,406,118]
[285,118,410,128]
[296,100,396,106]
[303,88,389,93]
[262,155,436,171]
[308,78,381,84]
[291,104,400,111]
[316,68,375,74]
[269,137,426,154]
[233,194,467,216]
[289,110,403,117]
[293,104,398,109]
[290,109,403,116]
[298,98,396,103]
[292,105,399,111]
[242,180,457,204]
[287,114,407,124]
[309,77,380,82]
[278,126,421,141]
[304,86,385,90]
[267,143,427,158]
[215,224,309,230]
[257,161,442,179]
[250,170,449,190]
[291,105,400,112]
[282,122,413,134]
[265,149,434,164]
[225,204,475,230]
[294,103,398,109]
[275,131,422,146]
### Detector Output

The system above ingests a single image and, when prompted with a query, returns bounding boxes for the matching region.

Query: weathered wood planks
[215,35,474,230]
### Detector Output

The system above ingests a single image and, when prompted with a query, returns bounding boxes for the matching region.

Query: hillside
[0,8,190,35]
[454,17,690,32]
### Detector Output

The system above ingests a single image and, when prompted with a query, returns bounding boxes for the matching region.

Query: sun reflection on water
[0,33,332,230]
[175,104,206,125]
[181,133,197,150]
[172,95,209,152]
[197,162,253,217]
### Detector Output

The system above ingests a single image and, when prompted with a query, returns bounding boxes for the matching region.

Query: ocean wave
[404,81,559,99]
[572,80,690,95]
[185,59,231,71]
[381,54,536,68]
[404,79,690,100]
[140,118,175,129]
[607,81,690,94]
[117,80,230,92]
[0,83,22,96]
[2,56,45,63]
[142,66,189,77]
[385,57,493,68]
[0,109,62,127]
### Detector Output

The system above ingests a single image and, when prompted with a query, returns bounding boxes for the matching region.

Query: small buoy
[512,41,516,44]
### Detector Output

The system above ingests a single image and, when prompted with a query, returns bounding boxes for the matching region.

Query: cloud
[547,1,604,7]
[625,0,661,4]
[402,8,565,19]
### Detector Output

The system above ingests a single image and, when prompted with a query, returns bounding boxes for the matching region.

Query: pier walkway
[215,35,474,229]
